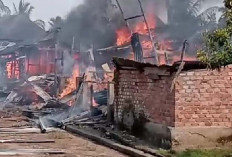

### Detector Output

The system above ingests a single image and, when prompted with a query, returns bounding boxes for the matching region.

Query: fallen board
[0,149,65,155]
[0,139,55,143]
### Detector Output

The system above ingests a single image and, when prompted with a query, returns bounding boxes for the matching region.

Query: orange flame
[134,14,156,35]
[6,61,20,79]
[115,12,197,64]
[116,13,156,47]
[59,65,79,99]
[116,27,131,46]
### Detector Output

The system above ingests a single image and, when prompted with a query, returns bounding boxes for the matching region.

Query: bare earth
[0,112,127,157]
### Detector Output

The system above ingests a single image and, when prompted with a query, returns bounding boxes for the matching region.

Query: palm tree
[49,16,63,30]
[168,0,221,37]
[34,19,46,30]
[13,0,34,16]
[0,0,11,16]
[13,0,46,30]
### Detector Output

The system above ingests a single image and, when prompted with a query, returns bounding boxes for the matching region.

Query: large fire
[59,65,79,99]
[115,14,158,60]
[115,12,196,64]
[6,61,20,79]
[134,14,156,35]
[116,14,156,47]
[116,27,131,46]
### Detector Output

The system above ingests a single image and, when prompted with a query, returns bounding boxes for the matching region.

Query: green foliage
[198,0,232,69]
[197,28,232,68]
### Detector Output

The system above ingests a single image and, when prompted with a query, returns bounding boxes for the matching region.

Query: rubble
[38,117,47,133]
[0,55,165,157]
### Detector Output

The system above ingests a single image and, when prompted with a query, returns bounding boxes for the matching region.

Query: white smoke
[63,50,75,76]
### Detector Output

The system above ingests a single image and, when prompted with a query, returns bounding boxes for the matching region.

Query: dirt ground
[0,111,127,157]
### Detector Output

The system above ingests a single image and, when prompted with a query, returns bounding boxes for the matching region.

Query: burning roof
[113,57,207,72]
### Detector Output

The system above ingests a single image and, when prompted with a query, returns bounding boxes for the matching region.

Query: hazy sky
[1,0,224,26]
[2,0,84,24]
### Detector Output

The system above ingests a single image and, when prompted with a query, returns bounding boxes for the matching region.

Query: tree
[13,0,34,16]
[0,0,10,16]
[168,0,222,41]
[197,0,232,69]
[49,16,63,30]
[34,19,46,30]
[13,0,45,30]
[166,0,223,55]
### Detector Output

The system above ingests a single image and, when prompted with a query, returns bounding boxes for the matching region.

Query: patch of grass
[157,149,176,157]
[158,149,232,157]
[178,149,232,157]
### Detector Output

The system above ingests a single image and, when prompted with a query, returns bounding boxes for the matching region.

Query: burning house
[0,0,229,156]
[0,15,91,95]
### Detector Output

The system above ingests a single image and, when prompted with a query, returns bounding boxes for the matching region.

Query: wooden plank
[65,125,156,157]
[0,149,65,155]
[0,139,55,143]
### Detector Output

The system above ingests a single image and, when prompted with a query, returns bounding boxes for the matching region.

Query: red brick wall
[114,68,175,127]
[114,65,232,128]
[175,66,232,127]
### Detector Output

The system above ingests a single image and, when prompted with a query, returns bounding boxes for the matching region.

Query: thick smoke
[59,0,122,51]
[58,0,163,50]
[62,50,75,76]
[58,0,223,54]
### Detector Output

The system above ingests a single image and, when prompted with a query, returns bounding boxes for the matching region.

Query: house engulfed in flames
[0,0,198,103]
[0,15,93,100]
[113,0,197,65]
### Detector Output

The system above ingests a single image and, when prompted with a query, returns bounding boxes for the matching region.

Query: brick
[199,89,206,93]
[205,121,212,126]
[186,89,192,93]
[182,77,190,81]
[186,81,194,85]
[180,73,187,76]
[115,65,232,128]
[186,72,195,76]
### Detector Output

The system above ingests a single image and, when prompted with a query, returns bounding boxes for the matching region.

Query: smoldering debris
[0,71,109,135]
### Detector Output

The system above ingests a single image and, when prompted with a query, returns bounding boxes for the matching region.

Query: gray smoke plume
[57,0,223,54]
[62,50,75,76]
[58,0,120,51]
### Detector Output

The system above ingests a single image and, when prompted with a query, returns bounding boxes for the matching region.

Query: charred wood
[0,139,55,143]
[39,117,47,133]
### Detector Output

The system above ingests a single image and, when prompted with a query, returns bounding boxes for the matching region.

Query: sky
[2,0,84,25]
[1,0,224,28]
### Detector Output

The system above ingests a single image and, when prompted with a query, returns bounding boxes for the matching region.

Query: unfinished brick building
[113,58,232,149]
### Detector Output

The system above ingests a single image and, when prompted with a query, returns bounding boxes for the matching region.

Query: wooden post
[54,43,58,97]
[107,81,113,123]
[165,52,169,65]
[38,52,41,75]
[90,84,93,108]
[115,0,132,35]
[180,40,188,62]
[137,0,159,65]
[107,82,110,123]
